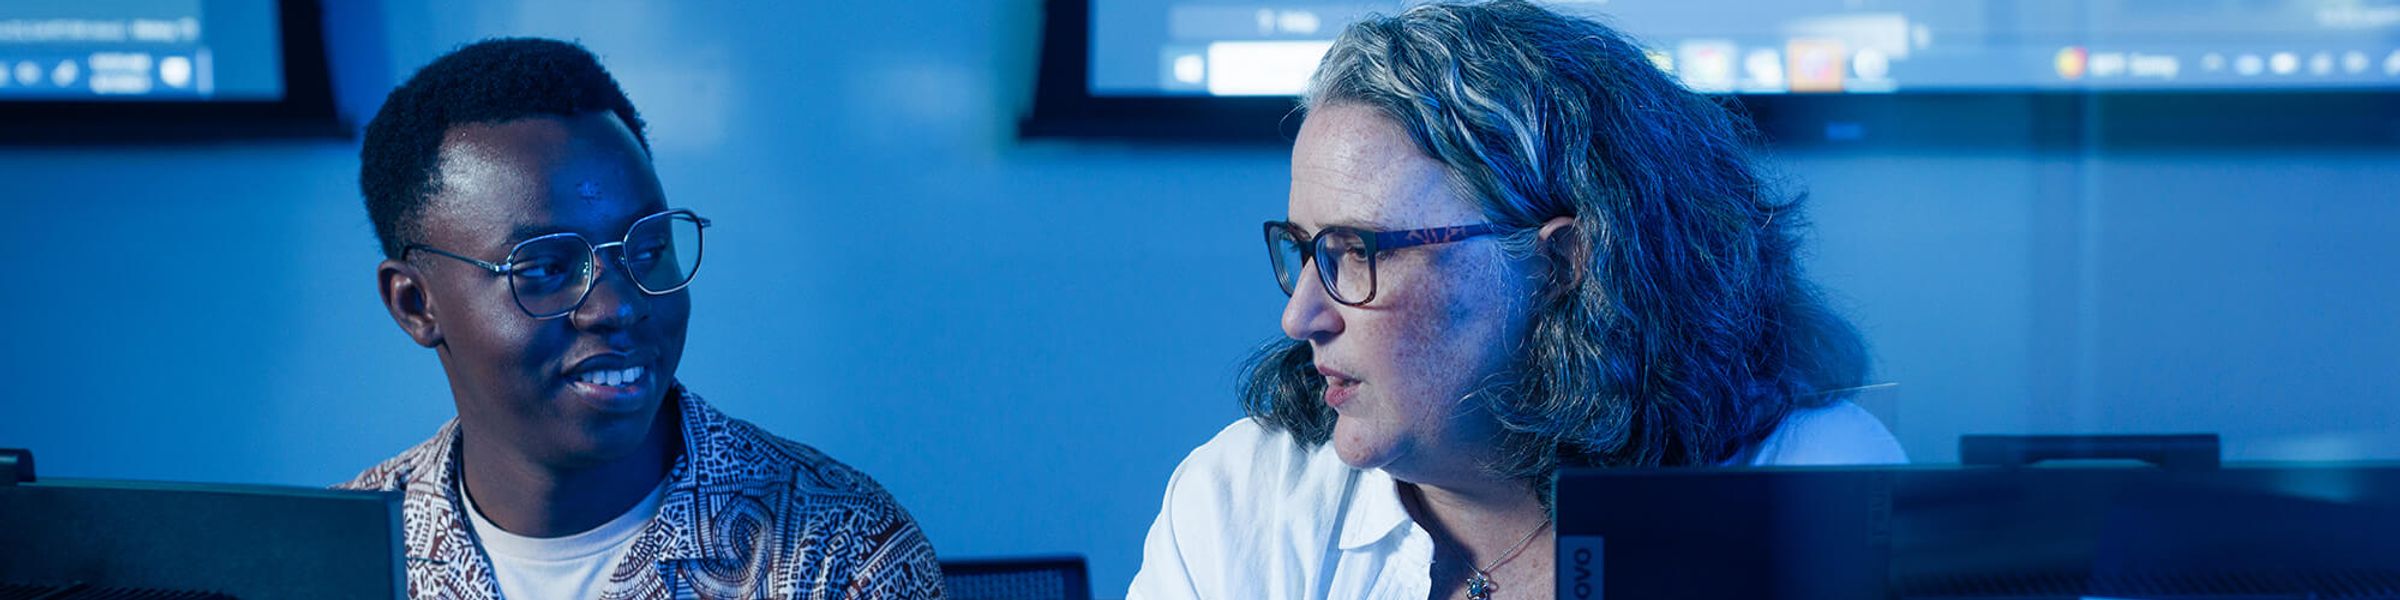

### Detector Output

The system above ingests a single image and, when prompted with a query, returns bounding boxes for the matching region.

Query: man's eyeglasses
[406,209,711,319]
[1263,220,1499,306]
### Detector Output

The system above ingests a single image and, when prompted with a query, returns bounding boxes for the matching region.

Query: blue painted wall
[2,1,2396,595]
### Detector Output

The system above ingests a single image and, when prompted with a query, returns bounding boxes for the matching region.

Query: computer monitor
[1555,462,2400,599]
[0,0,346,141]
[1026,0,2400,142]
[941,555,1094,600]
[0,454,404,600]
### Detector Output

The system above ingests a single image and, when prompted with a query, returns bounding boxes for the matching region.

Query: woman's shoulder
[1172,419,1352,499]
[1135,419,1362,598]
[1158,418,1357,532]
[1743,401,1909,466]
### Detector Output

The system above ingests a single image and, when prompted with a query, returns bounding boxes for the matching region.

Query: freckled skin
[1280,103,1542,490]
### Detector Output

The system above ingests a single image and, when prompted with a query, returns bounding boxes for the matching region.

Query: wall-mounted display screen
[0,0,285,102]
[1091,0,2400,97]
[0,0,339,141]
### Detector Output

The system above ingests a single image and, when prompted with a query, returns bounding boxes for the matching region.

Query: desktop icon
[2055,46,2087,80]
[1744,48,1784,90]
[1852,48,1890,82]
[50,60,77,88]
[1157,46,1209,91]
[1786,38,1846,93]
[160,56,194,89]
[1676,40,1738,93]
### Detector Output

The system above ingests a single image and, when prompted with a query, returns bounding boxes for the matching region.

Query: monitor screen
[0,477,403,599]
[1090,0,2400,97]
[0,0,284,102]
[0,0,340,141]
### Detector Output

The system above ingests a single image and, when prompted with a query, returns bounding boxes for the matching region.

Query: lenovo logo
[1559,535,1604,599]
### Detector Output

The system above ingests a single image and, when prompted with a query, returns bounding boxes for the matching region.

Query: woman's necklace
[1464,517,1551,600]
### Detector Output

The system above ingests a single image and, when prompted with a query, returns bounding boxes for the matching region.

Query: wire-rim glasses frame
[404,208,712,320]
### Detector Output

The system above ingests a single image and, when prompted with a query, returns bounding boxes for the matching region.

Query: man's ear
[378,259,443,348]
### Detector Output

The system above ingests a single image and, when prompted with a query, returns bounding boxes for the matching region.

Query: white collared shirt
[1127,402,1907,600]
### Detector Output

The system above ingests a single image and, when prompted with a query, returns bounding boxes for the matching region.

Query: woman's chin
[1330,419,1400,471]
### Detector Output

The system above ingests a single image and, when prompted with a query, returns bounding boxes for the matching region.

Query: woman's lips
[1318,365,1360,409]
[1324,381,1358,409]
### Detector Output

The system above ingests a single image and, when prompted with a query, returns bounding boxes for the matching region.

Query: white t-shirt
[1127,402,1906,600]
[462,477,671,600]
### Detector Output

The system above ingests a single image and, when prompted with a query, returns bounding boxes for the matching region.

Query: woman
[1130,2,1905,599]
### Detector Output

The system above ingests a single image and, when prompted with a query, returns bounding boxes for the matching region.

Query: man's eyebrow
[504,224,572,243]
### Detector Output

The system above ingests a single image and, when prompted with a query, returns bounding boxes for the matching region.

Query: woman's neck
[1399,475,1556,599]
[1400,474,1547,546]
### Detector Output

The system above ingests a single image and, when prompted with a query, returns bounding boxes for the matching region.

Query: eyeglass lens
[1265,225,1376,305]
[506,212,704,317]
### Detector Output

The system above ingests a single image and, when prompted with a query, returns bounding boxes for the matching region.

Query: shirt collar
[383,419,500,599]
[398,419,473,565]
[1336,465,1416,550]
[637,385,750,564]
[401,384,756,566]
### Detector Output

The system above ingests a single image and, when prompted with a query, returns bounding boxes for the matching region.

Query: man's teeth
[578,366,645,387]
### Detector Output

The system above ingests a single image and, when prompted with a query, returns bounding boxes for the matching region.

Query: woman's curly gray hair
[1240,0,1869,488]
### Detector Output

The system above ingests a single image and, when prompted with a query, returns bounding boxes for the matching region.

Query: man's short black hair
[361,37,649,259]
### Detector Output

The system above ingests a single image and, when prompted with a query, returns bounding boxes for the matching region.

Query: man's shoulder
[707,419,922,534]
[682,400,940,594]
[683,404,896,502]
[331,423,456,492]
[680,398,927,546]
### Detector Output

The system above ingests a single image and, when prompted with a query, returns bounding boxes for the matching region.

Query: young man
[339,38,942,599]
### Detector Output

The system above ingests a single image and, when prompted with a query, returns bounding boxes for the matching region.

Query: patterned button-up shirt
[337,386,944,599]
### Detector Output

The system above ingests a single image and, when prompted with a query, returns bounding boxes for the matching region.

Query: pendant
[1466,571,1495,600]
